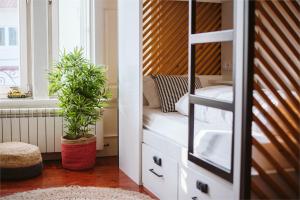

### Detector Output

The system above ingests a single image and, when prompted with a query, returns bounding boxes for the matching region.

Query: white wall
[94,0,118,151]
[233,0,246,198]
[118,0,142,185]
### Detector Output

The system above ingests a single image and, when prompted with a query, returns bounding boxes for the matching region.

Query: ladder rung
[189,94,233,111]
[190,29,234,44]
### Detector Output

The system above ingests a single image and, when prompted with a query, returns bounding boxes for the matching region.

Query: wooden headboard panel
[142,0,222,75]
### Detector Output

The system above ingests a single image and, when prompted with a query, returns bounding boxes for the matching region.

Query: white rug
[0,186,154,200]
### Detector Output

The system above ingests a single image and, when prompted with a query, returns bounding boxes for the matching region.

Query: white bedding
[143,107,269,171]
[143,108,230,147]
[174,85,290,134]
[175,85,233,126]
[143,107,233,170]
[143,84,294,171]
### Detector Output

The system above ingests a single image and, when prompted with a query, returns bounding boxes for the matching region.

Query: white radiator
[0,108,104,153]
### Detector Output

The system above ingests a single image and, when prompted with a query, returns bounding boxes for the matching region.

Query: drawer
[179,166,233,200]
[142,143,178,200]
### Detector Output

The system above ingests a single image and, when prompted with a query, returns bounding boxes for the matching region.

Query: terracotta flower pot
[61,135,96,170]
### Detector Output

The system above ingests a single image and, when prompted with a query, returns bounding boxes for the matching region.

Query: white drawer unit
[142,143,178,200]
[179,166,233,200]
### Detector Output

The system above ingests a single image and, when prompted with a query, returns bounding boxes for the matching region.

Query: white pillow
[175,85,233,125]
[143,76,160,108]
[175,85,285,133]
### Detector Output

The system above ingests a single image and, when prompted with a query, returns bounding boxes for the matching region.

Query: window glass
[0,0,20,87]
[0,28,5,45]
[8,27,17,46]
[59,0,90,58]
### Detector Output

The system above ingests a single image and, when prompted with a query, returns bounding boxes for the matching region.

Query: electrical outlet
[223,63,231,71]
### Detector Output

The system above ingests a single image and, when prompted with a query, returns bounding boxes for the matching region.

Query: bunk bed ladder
[187,0,235,182]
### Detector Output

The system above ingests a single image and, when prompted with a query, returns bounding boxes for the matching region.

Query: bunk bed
[139,0,299,199]
[142,76,235,199]
[142,76,297,199]
[118,0,299,198]
[141,0,236,198]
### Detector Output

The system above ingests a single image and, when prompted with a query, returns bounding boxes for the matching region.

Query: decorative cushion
[0,142,43,180]
[153,74,202,112]
[143,76,161,108]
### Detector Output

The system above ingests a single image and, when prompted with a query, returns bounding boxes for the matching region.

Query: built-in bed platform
[142,107,234,199]
[142,108,294,199]
[143,108,230,147]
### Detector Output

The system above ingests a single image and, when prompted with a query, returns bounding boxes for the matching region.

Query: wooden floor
[0,156,156,198]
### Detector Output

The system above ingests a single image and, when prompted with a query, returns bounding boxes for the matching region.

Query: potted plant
[48,48,110,170]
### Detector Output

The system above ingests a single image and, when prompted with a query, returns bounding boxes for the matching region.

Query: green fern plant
[49,48,111,140]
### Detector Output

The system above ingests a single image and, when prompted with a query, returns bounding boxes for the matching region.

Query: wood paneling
[251,0,300,199]
[142,0,221,75]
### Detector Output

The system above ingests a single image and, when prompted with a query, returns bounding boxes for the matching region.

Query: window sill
[0,98,58,108]
[0,98,117,109]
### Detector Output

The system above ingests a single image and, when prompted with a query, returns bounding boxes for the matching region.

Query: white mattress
[144,108,188,146]
[143,108,269,171]
[143,108,233,170]
[143,108,230,147]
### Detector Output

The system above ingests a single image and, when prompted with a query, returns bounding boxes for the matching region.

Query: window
[57,0,90,58]
[8,27,17,46]
[0,0,21,89]
[0,28,4,45]
[0,0,94,99]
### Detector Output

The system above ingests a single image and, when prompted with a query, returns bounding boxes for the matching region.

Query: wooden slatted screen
[142,0,221,75]
[251,0,300,199]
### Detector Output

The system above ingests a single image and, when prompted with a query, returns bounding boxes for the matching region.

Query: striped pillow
[153,75,202,112]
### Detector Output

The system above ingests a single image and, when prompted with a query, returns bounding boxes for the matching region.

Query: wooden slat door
[249,0,300,199]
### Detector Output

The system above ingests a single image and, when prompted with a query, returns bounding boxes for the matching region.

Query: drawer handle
[196,180,208,194]
[153,156,162,166]
[191,197,198,200]
[149,169,163,178]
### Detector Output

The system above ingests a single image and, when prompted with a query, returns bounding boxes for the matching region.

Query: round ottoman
[0,142,43,180]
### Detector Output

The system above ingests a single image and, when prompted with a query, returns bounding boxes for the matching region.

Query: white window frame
[32,0,94,99]
[0,0,99,107]
[0,27,5,46]
[0,0,28,96]
[30,0,49,99]
[19,0,29,95]
[51,0,94,64]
